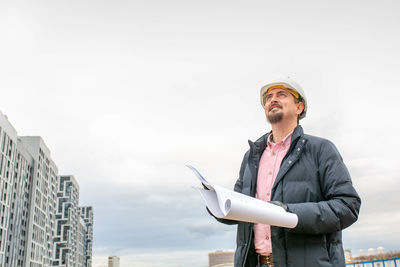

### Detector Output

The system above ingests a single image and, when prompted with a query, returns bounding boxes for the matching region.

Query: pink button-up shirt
[254,132,293,255]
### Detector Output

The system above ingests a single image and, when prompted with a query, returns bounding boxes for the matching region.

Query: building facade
[79,206,93,267]
[0,112,18,266]
[108,256,120,267]
[76,217,87,267]
[208,251,234,267]
[20,136,59,267]
[53,175,81,267]
[5,139,34,267]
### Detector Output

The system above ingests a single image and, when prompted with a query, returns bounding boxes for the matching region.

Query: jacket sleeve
[209,150,250,225]
[286,140,361,234]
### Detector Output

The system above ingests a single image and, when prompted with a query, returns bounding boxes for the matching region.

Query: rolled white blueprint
[188,165,298,228]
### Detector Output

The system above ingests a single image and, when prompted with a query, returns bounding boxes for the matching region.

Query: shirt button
[267,193,270,196]
[272,152,276,156]
[266,236,269,240]
[268,171,272,175]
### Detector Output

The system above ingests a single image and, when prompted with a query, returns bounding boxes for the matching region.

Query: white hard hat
[260,77,307,119]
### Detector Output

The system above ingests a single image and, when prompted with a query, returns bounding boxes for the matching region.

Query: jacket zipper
[243,160,258,267]
[243,225,253,267]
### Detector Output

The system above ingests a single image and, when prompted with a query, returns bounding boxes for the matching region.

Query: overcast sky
[1,0,400,266]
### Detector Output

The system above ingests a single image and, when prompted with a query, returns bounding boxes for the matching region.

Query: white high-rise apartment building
[20,136,59,267]
[79,206,93,267]
[53,175,81,267]
[0,112,18,266]
[76,217,87,267]
[108,256,120,267]
[5,139,34,267]
[0,111,60,267]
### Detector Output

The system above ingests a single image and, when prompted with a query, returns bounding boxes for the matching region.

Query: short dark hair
[294,96,304,124]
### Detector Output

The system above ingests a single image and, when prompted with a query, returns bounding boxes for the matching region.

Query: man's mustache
[268,103,282,111]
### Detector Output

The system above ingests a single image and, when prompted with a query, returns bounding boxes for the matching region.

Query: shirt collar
[267,131,293,149]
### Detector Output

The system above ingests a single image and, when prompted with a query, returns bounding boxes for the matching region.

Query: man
[213,77,361,267]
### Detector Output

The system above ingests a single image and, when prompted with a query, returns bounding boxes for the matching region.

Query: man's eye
[265,95,272,101]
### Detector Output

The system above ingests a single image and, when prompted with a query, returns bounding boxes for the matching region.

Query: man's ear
[296,102,304,115]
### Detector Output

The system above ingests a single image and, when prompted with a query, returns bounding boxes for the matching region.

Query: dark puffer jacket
[221,126,361,267]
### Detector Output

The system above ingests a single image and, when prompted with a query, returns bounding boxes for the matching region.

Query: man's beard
[267,112,283,124]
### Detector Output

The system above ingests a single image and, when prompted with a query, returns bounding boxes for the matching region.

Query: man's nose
[269,95,279,103]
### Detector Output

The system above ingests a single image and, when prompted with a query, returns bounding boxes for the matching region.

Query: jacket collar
[288,125,304,151]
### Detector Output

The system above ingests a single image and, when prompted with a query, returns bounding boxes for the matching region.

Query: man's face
[263,88,304,124]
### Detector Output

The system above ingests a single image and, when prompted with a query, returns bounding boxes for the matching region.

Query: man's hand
[269,201,289,212]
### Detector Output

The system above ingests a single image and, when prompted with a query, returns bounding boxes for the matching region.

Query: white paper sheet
[187,165,298,228]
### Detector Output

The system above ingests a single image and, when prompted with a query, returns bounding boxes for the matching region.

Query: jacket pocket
[328,241,344,266]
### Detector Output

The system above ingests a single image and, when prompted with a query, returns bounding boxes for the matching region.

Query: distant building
[5,137,34,267]
[209,250,234,267]
[0,109,93,267]
[108,256,120,267]
[344,249,352,262]
[368,248,376,256]
[377,246,385,255]
[0,112,20,266]
[53,175,81,267]
[0,112,60,267]
[76,217,87,267]
[52,177,93,267]
[79,206,94,267]
[347,248,400,266]
[21,136,59,267]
